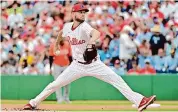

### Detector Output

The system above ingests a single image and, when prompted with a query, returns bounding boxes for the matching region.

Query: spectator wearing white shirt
[140,6,150,20]
[33,1,49,15]
[8,8,24,28]
[28,63,38,75]
[120,26,137,60]
[94,2,103,15]
[159,1,176,19]
[1,60,17,74]
[17,59,29,75]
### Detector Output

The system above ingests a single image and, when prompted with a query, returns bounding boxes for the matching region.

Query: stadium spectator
[1,1,178,75]
[23,2,34,18]
[165,35,174,56]
[127,60,142,75]
[33,1,50,15]
[139,6,150,20]
[34,52,45,74]
[34,39,45,54]
[110,59,126,75]
[165,49,178,73]
[138,49,153,68]
[19,50,33,65]
[159,1,176,19]
[135,27,152,46]
[140,59,156,75]
[127,53,139,71]
[101,35,112,49]
[119,25,137,60]
[98,46,110,62]
[153,48,166,73]
[103,54,112,66]
[109,33,120,58]
[8,8,24,29]
[149,25,166,55]
[17,59,29,75]
[28,63,39,75]
[7,50,17,74]
[98,35,112,62]
[138,39,151,56]
[1,7,8,28]
[1,61,12,74]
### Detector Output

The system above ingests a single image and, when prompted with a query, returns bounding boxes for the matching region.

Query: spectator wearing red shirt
[149,1,164,21]
[140,59,156,75]
[128,61,142,75]
[34,39,45,53]
[150,8,164,21]
[110,16,127,33]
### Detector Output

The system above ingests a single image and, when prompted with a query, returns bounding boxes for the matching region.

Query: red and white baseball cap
[72,3,89,12]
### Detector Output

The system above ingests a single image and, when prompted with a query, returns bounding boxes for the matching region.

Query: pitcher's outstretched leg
[23,62,84,110]
[90,60,156,111]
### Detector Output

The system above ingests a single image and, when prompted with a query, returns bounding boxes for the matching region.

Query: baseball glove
[83,44,97,62]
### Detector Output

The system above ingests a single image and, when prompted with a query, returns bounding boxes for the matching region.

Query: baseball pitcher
[24,3,156,112]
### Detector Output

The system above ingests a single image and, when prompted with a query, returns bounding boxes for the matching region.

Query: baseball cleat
[23,103,36,110]
[64,99,71,104]
[138,95,156,111]
[57,99,64,104]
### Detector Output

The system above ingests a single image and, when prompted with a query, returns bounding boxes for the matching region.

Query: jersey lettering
[68,36,85,45]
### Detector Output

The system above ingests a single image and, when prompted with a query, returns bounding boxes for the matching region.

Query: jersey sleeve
[82,22,94,38]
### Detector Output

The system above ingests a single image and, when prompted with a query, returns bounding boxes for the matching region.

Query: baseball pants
[29,59,144,107]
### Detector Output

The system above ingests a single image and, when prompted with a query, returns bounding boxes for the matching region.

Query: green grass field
[1,100,178,112]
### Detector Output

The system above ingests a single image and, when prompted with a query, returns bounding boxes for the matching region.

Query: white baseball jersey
[62,21,98,62]
[29,21,145,109]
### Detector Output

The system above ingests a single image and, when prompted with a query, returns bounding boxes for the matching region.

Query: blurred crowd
[1,0,178,75]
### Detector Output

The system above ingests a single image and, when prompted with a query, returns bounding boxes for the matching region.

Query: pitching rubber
[132,103,161,108]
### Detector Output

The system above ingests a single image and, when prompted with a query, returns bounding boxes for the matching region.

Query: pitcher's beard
[76,18,84,23]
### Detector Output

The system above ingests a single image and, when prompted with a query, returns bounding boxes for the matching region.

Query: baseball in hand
[55,50,60,55]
